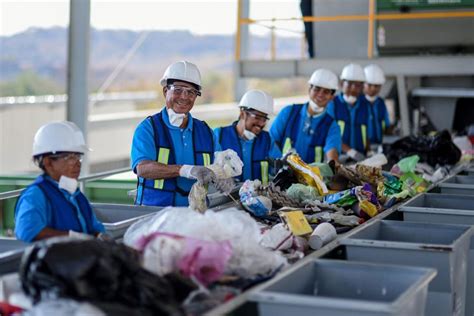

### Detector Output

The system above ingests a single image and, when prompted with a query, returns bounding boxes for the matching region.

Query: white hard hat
[308,68,338,90]
[238,89,274,115]
[364,64,386,85]
[32,121,91,156]
[340,63,366,82]
[160,60,201,89]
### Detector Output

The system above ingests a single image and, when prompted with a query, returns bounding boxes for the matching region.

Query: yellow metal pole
[235,0,243,61]
[367,0,375,59]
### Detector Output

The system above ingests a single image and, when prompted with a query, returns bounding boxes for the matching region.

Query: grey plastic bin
[0,238,28,275]
[403,193,474,210]
[249,259,436,316]
[341,220,472,316]
[399,197,474,316]
[92,203,163,239]
[430,184,474,195]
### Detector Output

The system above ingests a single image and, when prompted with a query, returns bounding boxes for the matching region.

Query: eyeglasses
[50,153,83,164]
[245,110,269,123]
[167,85,201,98]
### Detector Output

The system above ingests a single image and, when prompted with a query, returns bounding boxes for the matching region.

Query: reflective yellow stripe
[361,124,367,149]
[154,148,170,189]
[381,120,386,132]
[202,153,211,166]
[260,161,269,185]
[337,120,345,136]
[314,146,323,163]
[282,137,292,154]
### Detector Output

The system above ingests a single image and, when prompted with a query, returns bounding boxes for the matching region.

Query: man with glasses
[15,121,105,242]
[214,90,280,184]
[131,61,219,206]
[270,69,341,163]
[326,63,371,162]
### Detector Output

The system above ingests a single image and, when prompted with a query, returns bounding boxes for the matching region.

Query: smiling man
[15,121,105,242]
[214,90,281,184]
[131,61,218,207]
[270,68,341,163]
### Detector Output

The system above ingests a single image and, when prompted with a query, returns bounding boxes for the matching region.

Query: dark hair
[167,79,200,91]
[33,155,46,171]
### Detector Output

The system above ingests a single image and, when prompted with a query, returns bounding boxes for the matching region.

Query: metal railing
[235,0,474,60]
[0,166,131,201]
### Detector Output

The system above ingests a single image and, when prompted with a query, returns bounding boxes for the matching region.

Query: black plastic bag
[384,130,461,168]
[20,238,196,316]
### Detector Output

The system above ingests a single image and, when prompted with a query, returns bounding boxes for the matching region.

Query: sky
[0,0,303,37]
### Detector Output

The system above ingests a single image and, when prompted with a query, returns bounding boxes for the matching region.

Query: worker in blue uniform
[131,61,220,207]
[327,63,371,162]
[364,64,391,148]
[270,68,341,163]
[15,121,105,242]
[214,90,281,185]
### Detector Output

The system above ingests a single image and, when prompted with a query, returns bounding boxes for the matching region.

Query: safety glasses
[49,153,83,164]
[167,85,201,98]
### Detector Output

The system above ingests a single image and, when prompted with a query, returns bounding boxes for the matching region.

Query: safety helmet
[238,89,274,115]
[340,63,366,82]
[32,121,90,157]
[308,68,338,90]
[160,60,202,90]
[364,64,386,85]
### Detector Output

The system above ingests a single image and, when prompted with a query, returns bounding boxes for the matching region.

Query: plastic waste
[286,153,328,195]
[331,213,363,226]
[286,183,320,203]
[260,223,293,250]
[24,299,105,316]
[358,153,388,168]
[391,155,419,175]
[136,232,232,285]
[124,207,288,278]
[188,149,242,212]
[20,237,195,315]
[239,180,272,217]
[384,130,461,167]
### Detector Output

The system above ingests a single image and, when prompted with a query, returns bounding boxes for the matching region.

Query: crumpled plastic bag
[358,154,388,168]
[260,223,307,253]
[189,149,243,213]
[23,299,105,316]
[286,153,328,195]
[286,183,320,203]
[390,155,419,176]
[136,232,232,285]
[124,207,287,278]
[20,238,195,316]
[239,180,272,217]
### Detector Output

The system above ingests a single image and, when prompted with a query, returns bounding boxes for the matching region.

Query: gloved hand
[347,149,365,162]
[179,165,216,185]
[68,230,92,240]
[212,178,235,195]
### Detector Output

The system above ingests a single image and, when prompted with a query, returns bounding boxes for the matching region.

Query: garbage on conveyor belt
[239,180,273,217]
[135,232,233,285]
[384,130,462,167]
[20,237,196,316]
[189,149,243,213]
[123,207,288,279]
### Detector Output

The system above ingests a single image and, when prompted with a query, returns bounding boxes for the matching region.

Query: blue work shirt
[270,103,341,162]
[14,176,105,242]
[131,107,218,206]
[327,94,371,151]
[366,96,391,144]
[213,127,281,181]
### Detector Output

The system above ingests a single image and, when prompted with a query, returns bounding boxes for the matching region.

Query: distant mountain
[0,27,301,91]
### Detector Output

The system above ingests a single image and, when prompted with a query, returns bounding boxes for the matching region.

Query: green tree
[0,71,63,97]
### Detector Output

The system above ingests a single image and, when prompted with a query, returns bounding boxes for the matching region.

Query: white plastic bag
[124,207,287,278]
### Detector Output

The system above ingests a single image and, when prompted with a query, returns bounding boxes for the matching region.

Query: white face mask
[59,175,78,194]
[243,129,257,141]
[167,107,186,127]
[365,94,377,102]
[309,100,324,114]
[343,94,357,105]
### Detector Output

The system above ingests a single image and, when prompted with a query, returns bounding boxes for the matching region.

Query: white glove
[179,165,216,184]
[347,149,365,162]
[68,230,92,240]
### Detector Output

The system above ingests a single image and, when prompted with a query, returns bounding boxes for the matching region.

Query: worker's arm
[34,228,68,241]
[136,160,181,179]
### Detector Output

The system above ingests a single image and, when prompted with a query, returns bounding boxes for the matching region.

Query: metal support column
[67,0,91,175]
[396,75,411,136]
[233,0,250,101]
